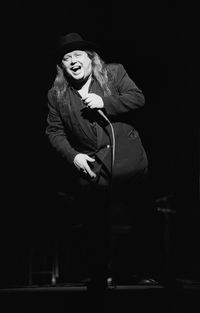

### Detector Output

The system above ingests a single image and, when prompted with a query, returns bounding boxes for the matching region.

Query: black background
[1,1,198,286]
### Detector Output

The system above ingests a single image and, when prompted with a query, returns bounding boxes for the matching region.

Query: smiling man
[62,50,92,79]
[46,33,154,296]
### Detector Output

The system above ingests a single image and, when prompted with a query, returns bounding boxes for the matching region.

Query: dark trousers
[78,174,111,285]
[78,167,157,285]
[110,170,158,280]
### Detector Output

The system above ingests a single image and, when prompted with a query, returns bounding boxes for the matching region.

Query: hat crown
[54,32,99,61]
[59,33,84,47]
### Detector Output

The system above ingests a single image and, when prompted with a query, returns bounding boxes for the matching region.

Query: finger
[82,97,89,104]
[85,165,96,178]
[83,99,91,107]
[81,95,90,101]
[85,156,95,162]
[89,104,97,109]
[88,170,96,178]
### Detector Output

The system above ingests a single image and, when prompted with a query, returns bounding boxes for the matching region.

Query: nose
[71,55,77,63]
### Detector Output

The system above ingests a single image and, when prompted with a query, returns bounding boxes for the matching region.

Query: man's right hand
[73,153,96,178]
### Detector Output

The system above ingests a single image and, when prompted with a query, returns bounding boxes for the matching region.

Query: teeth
[72,66,81,70]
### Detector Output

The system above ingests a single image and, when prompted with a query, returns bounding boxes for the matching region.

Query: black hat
[55,32,99,61]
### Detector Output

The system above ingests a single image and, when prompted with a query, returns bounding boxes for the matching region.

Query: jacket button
[106,145,110,148]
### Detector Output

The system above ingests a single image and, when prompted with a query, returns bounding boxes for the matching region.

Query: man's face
[62,50,92,81]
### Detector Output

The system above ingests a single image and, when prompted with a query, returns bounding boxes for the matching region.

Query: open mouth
[71,65,81,73]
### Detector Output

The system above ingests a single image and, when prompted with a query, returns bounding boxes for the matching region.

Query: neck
[68,74,92,90]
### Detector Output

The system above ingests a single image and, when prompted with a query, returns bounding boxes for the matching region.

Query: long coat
[46,63,148,188]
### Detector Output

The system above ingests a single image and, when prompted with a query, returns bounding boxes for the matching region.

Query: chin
[73,74,84,80]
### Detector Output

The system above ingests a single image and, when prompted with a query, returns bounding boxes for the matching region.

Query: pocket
[113,127,148,182]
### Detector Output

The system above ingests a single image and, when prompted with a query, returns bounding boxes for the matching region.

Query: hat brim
[55,40,99,62]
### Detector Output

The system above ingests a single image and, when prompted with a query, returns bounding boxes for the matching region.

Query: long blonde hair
[52,51,111,100]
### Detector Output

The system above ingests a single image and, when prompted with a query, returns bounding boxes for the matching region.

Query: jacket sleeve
[45,90,78,164]
[102,64,145,116]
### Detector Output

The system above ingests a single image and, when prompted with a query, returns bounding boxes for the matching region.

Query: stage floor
[0,280,199,313]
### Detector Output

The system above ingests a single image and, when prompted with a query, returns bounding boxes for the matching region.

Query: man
[46,32,152,293]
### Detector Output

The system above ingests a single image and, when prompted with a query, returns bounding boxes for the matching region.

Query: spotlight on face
[62,50,92,81]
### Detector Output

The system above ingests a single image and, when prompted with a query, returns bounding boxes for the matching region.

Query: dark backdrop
[1,1,198,286]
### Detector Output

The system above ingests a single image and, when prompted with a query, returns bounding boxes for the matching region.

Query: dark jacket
[46,63,148,185]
